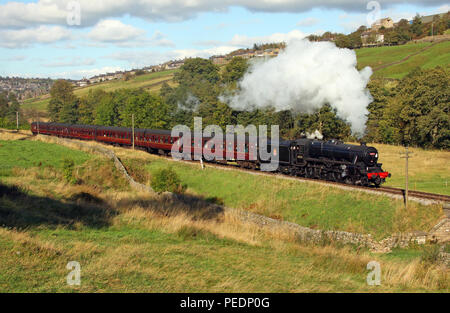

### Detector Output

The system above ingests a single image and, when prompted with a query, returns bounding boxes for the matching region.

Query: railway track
[375,186,450,203]
[172,157,450,204]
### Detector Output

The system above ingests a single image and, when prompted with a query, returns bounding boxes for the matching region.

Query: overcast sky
[0,0,448,79]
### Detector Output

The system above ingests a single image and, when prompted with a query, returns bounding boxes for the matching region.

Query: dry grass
[0,129,32,141]
[361,142,450,195]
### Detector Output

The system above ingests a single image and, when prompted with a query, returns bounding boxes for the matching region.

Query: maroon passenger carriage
[30,122,257,166]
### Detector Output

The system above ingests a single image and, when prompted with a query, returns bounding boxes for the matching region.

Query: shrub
[420,245,442,265]
[150,167,186,193]
[62,158,77,185]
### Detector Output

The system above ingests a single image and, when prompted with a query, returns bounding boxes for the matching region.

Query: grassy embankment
[0,135,448,292]
[117,149,443,241]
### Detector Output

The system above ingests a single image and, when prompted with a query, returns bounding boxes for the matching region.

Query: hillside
[356,40,450,79]
[0,133,447,292]
[21,69,178,114]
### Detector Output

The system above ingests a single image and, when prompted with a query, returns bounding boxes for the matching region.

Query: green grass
[374,41,450,79]
[0,140,91,173]
[356,41,450,79]
[356,42,432,72]
[124,155,442,240]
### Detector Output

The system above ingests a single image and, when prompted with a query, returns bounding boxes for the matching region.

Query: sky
[0,0,448,80]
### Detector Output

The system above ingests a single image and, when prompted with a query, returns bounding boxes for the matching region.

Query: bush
[62,158,77,185]
[150,167,186,194]
[420,245,442,265]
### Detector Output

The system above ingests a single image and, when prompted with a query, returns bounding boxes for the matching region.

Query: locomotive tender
[31,122,390,187]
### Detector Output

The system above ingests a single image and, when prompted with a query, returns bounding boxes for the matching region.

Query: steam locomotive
[31,122,390,187]
[277,138,390,186]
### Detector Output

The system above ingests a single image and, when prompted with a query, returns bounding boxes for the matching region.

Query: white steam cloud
[221,39,373,136]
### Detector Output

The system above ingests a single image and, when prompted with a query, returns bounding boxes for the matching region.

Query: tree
[174,58,220,86]
[94,92,118,126]
[335,34,352,49]
[0,92,8,117]
[48,79,78,122]
[364,79,391,142]
[411,14,423,38]
[294,105,351,140]
[222,57,249,84]
[78,89,106,124]
[377,67,450,149]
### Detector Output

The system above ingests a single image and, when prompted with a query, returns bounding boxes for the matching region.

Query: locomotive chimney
[360,142,367,146]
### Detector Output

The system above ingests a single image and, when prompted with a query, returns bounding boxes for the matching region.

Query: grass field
[0,140,91,171]
[0,137,447,292]
[373,41,450,79]
[356,41,450,79]
[368,143,450,195]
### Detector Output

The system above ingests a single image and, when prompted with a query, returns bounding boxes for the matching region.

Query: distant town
[1,12,447,102]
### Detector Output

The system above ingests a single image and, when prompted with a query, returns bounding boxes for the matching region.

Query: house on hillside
[211,56,227,65]
[76,78,89,87]
[371,17,394,31]
[361,31,385,46]
[164,60,184,70]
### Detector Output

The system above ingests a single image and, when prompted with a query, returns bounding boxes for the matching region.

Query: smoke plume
[221,39,373,136]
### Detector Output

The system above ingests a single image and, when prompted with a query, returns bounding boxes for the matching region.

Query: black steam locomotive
[276,138,390,186]
[31,122,390,187]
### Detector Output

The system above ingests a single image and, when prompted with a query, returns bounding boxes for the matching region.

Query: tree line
[47,57,449,149]
[0,92,21,129]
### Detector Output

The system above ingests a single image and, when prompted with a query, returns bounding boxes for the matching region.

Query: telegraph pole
[132,114,135,150]
[400,147,413,209]
[16,111,19,131]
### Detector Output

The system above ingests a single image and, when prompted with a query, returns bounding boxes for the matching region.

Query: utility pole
[132,114,135,150]
[400,147,413,209]
[16,111,19,131]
